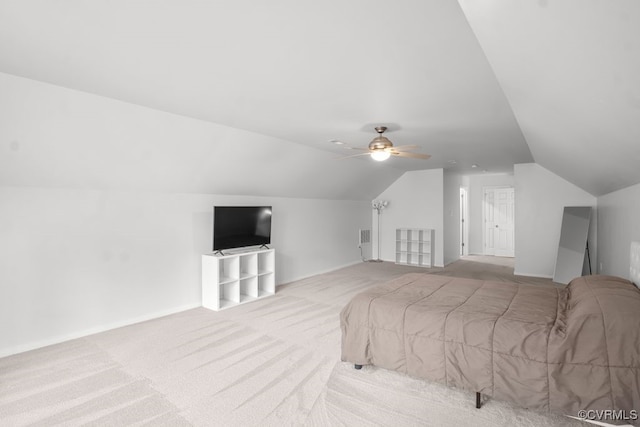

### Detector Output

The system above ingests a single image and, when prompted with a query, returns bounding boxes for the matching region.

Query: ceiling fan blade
[390,151,431,160]
[335,151,372,160]
[386,144,419,152]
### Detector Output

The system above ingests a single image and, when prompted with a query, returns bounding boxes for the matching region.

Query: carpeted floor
[0,257,586,426]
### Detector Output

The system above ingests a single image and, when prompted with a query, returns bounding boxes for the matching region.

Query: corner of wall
[514,162,597,279]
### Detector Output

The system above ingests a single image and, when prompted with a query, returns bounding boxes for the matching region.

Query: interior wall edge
[513,271,554,280]
[278,259,363,286]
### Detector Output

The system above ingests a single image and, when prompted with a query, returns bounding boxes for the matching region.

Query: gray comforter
[340,273,640,416]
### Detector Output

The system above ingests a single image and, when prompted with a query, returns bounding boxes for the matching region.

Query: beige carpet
[306,363,582,427]
[0,257,586,426]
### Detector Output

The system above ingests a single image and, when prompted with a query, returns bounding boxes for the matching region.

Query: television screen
[213,206,272,251]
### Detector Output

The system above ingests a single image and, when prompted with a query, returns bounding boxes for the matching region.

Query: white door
[483,190,496,255]
[494,188,515,257]
[483,187,515,257]
[460,187,468,256]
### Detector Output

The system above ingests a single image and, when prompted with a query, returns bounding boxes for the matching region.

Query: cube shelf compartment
[395,228,434,268]
[202,248,275,311]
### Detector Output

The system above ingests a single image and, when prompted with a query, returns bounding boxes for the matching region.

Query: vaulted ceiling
[1,0,638,197]
[459,0,640,196]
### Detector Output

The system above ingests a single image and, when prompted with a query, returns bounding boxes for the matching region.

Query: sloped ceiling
[459,0,640,196]
[0,72,404,200]
[1,1,638,198]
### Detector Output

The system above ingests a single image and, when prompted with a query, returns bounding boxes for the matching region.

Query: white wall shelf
[202,248,275,311]
[396,228,434,268]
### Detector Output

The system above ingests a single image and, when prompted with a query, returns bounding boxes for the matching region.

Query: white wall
[597,182,640,279]
[0,73,374,357]
[374,169,444,267]
[443,171,463,265]
[0,187,369,357]
[466,173,514,255]
[514,163,597,278]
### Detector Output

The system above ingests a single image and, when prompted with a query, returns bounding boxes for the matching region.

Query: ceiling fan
[338,126,431,161]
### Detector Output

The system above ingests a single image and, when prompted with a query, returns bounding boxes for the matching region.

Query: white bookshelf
[395,228,434,268]
[202,248,275,311]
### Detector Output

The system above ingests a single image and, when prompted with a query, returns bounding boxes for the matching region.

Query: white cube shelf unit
[202,248,275,311]
[395,228,434,268]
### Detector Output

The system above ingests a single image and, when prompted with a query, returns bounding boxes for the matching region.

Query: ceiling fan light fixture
[335,125,431,161]
[371,150,391,161]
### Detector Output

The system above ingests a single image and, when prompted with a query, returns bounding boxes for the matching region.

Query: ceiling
[0,1,638,196]
[459,0,640,196]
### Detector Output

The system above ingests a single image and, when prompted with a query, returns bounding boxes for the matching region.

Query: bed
[340,269,640,416]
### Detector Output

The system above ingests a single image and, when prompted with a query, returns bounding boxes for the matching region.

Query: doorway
[483,186,515,257]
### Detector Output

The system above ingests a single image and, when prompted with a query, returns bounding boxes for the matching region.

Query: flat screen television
[213,206,272,251]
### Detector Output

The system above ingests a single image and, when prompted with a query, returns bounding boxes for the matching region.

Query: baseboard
[278,259,364,286]
[0,303,201,359]
[513,270,553,279]
[382,258,444,268]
